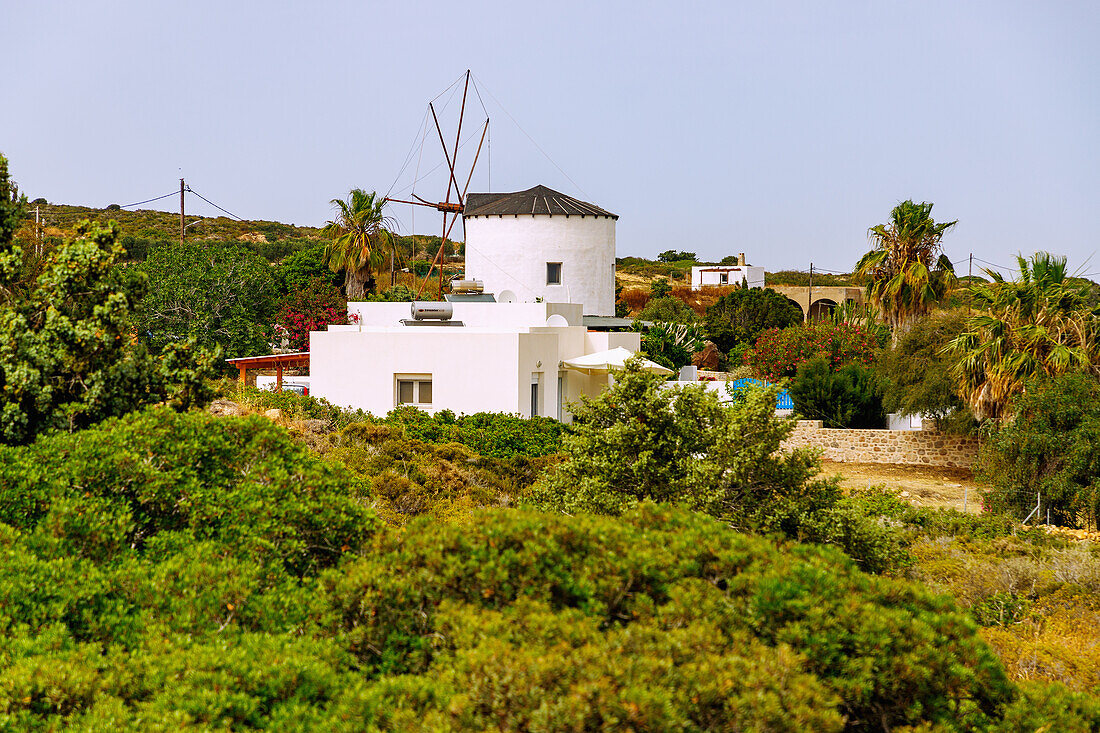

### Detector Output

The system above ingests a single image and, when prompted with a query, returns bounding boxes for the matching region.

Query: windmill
[384,70,489,298]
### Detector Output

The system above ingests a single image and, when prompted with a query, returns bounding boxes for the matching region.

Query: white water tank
[463,185,617,316]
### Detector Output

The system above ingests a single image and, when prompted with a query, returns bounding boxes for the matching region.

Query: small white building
[463,185,618,316]
[310,301,639,420]
[691,264,766,290]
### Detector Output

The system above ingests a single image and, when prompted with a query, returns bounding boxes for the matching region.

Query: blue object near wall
[728,378,794,410]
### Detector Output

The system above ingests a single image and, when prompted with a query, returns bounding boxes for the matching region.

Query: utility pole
[807,262,814,322]
[179,178,185,245]
[967,253,973,316]
[35,205,41,255]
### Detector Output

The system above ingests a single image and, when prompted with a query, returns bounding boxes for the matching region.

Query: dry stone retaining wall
[782,420,980,469]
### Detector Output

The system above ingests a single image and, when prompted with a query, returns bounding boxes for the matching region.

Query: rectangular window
[396,376,432,406]
[720,272,729,285]
[531,373,541,417]
[546,262,562,285]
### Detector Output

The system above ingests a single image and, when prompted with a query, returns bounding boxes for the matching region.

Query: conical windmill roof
[463,185,617,219]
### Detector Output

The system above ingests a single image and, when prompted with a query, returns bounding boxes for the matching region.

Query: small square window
[720,273,729,285]
[397,376,432,406]
[546,262,562,285]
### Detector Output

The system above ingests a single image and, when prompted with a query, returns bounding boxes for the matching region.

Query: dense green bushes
[978,373,1100,529]
[879,309,972,430]
[318,505,1014,730]
[138,240,278,360]
[0,394,1094,727]
[383,406,565,459]
[0,217,217,445]
[790,356,885,428]
[532,358,907,573]
[704,286,803,354]
[0,407,375,575]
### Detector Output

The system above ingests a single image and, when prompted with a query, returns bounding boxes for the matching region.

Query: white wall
[690,266,766,290]
[311,328,525,416]
[464,215,616,316]
[585,330,642,353]
[346,301,584,328]
[310,322,611,419]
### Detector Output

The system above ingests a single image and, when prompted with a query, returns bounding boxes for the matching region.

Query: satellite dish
[498,289,517,303]
[545,314,569,327]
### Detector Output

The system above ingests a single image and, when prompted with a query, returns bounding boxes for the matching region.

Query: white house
[463,185,618,316]
[691,254,765,291]
[310,301,640,420]
[309,185,652,420]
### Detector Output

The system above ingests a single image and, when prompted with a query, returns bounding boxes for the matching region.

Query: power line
[186,187,245,221]
[385,107,431,199]
[973,256,1017,271]
[471,72,589,200]
[389,125,492,198]
[121,191,177,208]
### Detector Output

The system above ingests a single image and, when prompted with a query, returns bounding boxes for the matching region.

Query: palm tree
[855,200,957,335]
[948,252,1099,420]
[321,189,395,300]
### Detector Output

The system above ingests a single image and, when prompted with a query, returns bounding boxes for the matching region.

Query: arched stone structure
[767,285,865,322]
[808,298,838,322]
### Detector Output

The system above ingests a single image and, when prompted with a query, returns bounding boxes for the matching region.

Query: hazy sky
[4,1,1098,274]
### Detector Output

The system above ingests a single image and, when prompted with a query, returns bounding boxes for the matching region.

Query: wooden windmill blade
[383,70,490,299]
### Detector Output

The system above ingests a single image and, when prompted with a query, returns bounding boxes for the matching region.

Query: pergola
[225,352,310,390]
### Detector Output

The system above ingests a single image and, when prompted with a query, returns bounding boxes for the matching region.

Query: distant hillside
[17,202,323,243]
[15,202,463,265]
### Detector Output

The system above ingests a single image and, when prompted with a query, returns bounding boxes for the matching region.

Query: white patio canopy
[561,346,674,376]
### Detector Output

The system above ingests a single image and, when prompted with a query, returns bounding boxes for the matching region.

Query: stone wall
[782,420,980,469]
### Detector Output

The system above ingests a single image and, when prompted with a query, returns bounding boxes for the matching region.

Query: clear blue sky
[4,1,1098,275]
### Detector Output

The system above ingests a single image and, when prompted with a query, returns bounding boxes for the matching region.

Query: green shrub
[789,356,885,428]
[317,504,1013,730]
[138,240,278,360]
[978,373,1100,529]
[274,243,342,294]
[649,277,671,298]
[383,406,565,459]
[0,407,376,575]
[636,295,697,324]
[704,287,804,354]
[0,219,217,445]
[531,357,905,573]
[880,309,973,430]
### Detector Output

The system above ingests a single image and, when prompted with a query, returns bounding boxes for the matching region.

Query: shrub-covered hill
[0,406,1095,730]
[18,202,323,244]
[16,202,462,266]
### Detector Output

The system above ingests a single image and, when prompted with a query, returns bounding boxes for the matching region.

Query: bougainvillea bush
[744,322,883,381]
[274,277,348,351]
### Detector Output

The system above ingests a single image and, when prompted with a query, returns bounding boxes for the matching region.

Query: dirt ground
[819,460,984,513]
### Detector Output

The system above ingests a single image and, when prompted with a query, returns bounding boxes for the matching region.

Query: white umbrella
[561,346,674,376]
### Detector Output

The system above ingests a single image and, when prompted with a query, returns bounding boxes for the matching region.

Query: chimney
[738,252,747,266]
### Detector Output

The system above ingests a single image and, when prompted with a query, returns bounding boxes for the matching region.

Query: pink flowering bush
[274,277,348,351]
[744,322,882,381]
